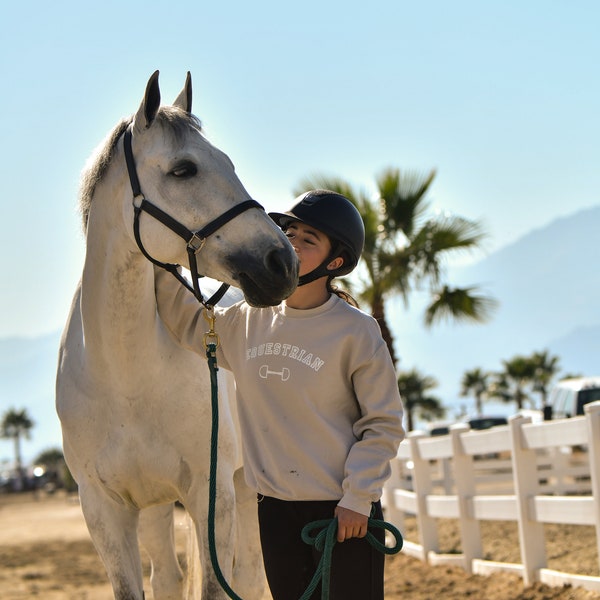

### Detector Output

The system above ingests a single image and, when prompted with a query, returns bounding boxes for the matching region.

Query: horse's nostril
[266,247,296,279]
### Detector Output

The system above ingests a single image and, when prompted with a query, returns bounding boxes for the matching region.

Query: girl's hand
[334,506,368,542]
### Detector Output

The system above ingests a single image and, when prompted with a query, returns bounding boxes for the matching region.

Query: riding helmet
[269,190,365,281]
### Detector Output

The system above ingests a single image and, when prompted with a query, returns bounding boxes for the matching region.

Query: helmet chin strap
[297,265,334,286]
[297,246,343,286]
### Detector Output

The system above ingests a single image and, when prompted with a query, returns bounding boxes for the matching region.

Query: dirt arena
[1,491,600,599]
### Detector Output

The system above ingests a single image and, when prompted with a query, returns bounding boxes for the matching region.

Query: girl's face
[284,221,332,277]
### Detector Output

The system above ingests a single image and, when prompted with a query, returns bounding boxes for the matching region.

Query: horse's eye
[170,161,197,178]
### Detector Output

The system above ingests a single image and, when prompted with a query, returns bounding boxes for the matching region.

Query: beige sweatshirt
[155,271,405,516]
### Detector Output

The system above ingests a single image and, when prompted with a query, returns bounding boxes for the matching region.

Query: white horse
[56,71,298,600]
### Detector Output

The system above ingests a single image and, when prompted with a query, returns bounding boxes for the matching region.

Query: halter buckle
[187,233,206,254]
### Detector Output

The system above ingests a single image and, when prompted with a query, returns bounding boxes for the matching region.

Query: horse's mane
[78,108,202,233]
[78,117,131,232]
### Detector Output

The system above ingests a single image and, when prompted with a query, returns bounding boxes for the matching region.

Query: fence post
[382,452,406,531]
[584,401,600,572]
[509,414,546,586]
[441,457,453,494]
[408,431,440,556]
[450,423,482,573]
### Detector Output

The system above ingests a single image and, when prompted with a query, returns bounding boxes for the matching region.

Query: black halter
[123,124,263,307]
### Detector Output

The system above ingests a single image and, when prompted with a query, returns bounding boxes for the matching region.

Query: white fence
[382,400,600,593]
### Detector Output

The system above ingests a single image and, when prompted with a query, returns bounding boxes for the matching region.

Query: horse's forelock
[156,107,203,142]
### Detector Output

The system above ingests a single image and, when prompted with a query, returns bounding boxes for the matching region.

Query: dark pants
[257,496,385,600]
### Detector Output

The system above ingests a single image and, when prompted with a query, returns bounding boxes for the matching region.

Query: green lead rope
[206,341,245,600]
[205,341,403,600]
[299,517,403,599]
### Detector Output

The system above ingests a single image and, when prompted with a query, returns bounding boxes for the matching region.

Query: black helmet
[269,190,365,284]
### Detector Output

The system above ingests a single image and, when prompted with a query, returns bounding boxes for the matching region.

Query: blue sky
[1,0,598,338]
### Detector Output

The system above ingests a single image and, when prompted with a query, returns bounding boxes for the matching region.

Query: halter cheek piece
[123,124,263,307]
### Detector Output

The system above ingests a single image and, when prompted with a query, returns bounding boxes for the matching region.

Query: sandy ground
[1,491,600,599]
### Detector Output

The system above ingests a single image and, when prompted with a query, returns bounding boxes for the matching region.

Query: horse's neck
[80,195,159,367]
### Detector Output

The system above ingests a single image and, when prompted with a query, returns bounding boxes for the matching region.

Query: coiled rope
[299,517,403,599]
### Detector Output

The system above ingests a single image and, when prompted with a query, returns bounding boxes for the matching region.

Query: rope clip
[203,306,220,351]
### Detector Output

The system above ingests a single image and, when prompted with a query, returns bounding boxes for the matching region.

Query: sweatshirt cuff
[337,493,373,517]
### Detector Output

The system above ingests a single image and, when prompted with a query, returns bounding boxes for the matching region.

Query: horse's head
[122,71,298,307]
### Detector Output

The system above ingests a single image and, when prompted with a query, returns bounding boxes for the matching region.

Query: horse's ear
[173,72,192,113]
[133,70,161,132]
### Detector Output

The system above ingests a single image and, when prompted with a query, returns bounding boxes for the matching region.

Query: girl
[155,190,405,599]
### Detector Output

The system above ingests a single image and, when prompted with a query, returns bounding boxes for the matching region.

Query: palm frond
[375,168,436,237]
[425,215,487,252]
[424,285,498,327]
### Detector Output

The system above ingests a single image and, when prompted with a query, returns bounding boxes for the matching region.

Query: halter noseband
[123,124,263,307]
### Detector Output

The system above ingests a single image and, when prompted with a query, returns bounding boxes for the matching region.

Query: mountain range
[1,205,599,464]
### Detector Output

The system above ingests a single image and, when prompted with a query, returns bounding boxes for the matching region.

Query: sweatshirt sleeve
[154,268,206,356]
[337,339,405,516]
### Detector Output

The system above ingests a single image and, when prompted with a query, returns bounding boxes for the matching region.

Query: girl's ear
[327,256,345,271]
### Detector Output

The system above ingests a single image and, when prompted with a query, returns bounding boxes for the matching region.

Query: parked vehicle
[425,416,508,436]
[427,422,452,436]
[466,415,508,430]
[548,376,600,419]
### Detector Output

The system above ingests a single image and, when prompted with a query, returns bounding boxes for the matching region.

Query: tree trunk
[515,387,525,411]
[475,393,483,415]
[371,294,398,367]
[406,407,415,432]
[13,435,25,491]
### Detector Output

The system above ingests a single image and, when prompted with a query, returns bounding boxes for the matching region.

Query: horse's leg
[185,474,237,600]
[138,503,184,600]
[232,467,266,600]
[78,482,145,600]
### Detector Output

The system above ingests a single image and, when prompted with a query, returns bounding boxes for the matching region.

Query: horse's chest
[85,414,205,505]
[59,339,236,503]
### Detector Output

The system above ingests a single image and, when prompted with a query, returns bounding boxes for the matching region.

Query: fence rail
[382,400,600,593]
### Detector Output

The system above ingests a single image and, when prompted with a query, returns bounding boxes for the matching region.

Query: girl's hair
[326,277,359,308]
[324,235,360,307]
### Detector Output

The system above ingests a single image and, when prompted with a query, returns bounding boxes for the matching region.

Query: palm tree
[397,368,445,432]
[460,368,490,415]
[489,356,535,411]
[33,448,67,493]
[0,407,34,489]
[34,448,64,466]
[294,168,497,365]
[529,350,561,412]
